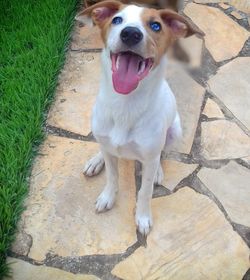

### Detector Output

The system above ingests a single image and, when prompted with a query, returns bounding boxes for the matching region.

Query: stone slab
[198,161,250,226]
[71,24,103,50]
[184,3,249,62]
[161,160,198,190]
[5,258,99,280]
[208,57,250,130]
[230,0,250,13]
[201,120,250,160]
[16,136,136,261]
[231,11,243,20]
[219,3,230,9]
[241,156,250,166]
[178,35,203,68]
[202,98,224,118]
[166,61,205,154]
[194,0,250,12]
[112,187,250,279]
[47,52,101,136]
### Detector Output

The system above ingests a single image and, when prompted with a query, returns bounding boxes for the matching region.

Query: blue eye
[112,16,123,25]
[150,21,161,32]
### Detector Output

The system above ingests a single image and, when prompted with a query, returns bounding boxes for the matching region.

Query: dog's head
[77,0,202,94]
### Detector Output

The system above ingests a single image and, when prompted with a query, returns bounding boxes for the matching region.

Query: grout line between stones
[71,48,102,53]
[206,91,250,137]
[9,241,141,280]
[45,124,96,142]
[175,175,250,249]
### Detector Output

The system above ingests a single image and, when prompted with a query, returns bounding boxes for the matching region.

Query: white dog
[77,0,200,235]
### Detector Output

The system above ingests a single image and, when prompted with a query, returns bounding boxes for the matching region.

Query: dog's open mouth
[111,52,153,95]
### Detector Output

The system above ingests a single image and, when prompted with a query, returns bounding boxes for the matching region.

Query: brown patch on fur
[77,0,125,43]
[141,8,204,66]
[141,9,174,66]
[159,9,204,37]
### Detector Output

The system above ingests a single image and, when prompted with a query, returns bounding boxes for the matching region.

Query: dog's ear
[76,0,123,27]
[159,9,204,38]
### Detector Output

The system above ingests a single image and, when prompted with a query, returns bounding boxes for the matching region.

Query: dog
[77,0,201,235]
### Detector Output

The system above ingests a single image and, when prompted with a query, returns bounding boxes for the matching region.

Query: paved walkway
[6,1,250,279]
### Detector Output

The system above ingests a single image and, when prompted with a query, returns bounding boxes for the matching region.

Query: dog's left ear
[160,10,204,38]
[76,0,123,27]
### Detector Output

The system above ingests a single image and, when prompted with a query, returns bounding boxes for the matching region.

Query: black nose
[120,27,143,47]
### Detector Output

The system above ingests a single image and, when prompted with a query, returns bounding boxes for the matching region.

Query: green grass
[0,0,78,277]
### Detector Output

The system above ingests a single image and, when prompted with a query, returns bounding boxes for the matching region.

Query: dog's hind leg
[155,113,182,185]
[162,112,182,156]
[83,151,105,177]
[154,161,164,185]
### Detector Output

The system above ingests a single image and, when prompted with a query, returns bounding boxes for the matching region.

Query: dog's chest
[92,103,166,160]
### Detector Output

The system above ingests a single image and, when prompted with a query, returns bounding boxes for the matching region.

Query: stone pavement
[6,1,250,279]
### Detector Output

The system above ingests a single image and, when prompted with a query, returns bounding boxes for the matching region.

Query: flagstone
[230,0,250,13]
[202,98,224,118]
[14,136,136,261]
[200,120,250,160]
[184,3,249,62]
[208,57,250,130]
[112,188,250,280]
[178,35,203,68]
[230,11,243,20]
[241,156,250,166]
[219,3,230,9]
[5,258,99,280]
[166,61,205,154]
[47,52,101,136]
[198,161,250,227]
[161,160,198,190]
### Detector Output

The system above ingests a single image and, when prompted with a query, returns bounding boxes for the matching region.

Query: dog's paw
[95,190,116,213]
[83,152,104,177]
[136,214,153,236]
[154,163,164,185]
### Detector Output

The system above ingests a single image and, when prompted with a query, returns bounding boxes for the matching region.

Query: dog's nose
[120,27,143,47]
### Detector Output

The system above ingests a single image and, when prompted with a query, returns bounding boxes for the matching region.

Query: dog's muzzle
[120,27,143,47]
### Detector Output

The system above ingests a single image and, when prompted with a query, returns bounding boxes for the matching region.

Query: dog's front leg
[95,150,119,213]
[136,156,160,235]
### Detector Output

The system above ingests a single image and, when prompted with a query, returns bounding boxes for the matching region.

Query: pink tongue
[112,53,142,94]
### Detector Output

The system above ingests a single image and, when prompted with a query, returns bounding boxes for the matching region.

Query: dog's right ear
[75,0,123,27]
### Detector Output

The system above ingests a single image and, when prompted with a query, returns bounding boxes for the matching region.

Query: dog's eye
[149,21,161,32]
[112,16,123,25]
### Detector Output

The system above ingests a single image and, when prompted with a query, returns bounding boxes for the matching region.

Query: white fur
[83,5,182,235]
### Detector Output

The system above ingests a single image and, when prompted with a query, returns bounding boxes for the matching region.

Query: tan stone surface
[241,156,250,165]
[48,52,101,136]
[71,24,103,50]
[18,136,136,261]
[112,187,250,279]
[201,120,250,160]
[166,61,205,154]
[5,258,99,280]
[184,3,249,62]
[178,35,203,68]
[161,160,198,190]
[231,11,243,19]
[208,57,250,130]
[202,98,224,118]
[230,0,250,13]
[198,162,250,226]
[219,3,230,9]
